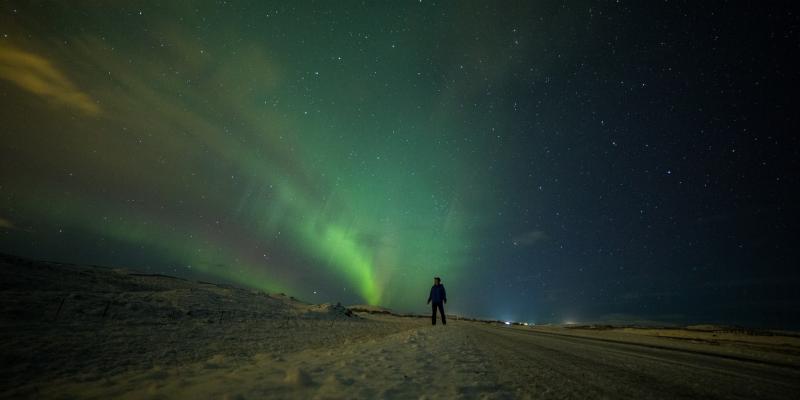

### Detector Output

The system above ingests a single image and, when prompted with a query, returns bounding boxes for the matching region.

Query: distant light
[504,321,511,325]
[523,322,528,326]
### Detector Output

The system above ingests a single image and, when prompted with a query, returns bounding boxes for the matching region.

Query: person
[427,276,447,325]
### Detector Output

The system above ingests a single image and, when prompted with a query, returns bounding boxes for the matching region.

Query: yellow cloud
[0,44,100,115]
[0,216,15,230]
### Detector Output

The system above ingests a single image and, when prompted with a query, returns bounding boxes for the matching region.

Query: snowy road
[301,320,800,400]
[62,319,794,399]
[461,323,800,399]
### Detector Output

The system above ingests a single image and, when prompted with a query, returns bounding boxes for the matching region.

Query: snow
[2,253,799,399]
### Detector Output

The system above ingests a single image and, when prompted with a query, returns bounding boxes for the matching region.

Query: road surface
[13,319,800,399]
[453,323,800,399]
[281,320,800,399]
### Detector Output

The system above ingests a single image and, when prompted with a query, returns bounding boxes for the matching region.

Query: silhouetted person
[427,276,447,325]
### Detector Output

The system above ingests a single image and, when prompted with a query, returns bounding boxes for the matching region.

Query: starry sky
[1,1,798,328]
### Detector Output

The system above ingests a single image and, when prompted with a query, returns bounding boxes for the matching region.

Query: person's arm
[427,287,432,304]
[442,286,447,303]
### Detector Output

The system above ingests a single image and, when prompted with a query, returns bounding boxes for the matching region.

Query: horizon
[2,2,798,331]
[0,251,792,331]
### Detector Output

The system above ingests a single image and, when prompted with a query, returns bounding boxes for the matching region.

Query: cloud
[512,230,548,246]
[0,44,100,115]
[0,216,16,230]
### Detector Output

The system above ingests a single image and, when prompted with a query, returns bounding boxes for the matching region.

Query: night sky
[1,2,798,328]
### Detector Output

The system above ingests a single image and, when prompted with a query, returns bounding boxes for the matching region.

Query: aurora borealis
[1,2,798,328]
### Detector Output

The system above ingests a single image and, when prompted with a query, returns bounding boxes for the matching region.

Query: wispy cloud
[0,44,100,115]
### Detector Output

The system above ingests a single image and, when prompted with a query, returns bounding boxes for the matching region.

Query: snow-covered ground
[2,253,799,399]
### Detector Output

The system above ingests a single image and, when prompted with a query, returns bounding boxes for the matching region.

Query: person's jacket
[428,284,447,304]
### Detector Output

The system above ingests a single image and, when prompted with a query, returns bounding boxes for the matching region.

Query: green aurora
[8,2,797,328]
[1,2,494,310]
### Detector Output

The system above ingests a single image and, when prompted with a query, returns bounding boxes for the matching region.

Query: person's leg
[431,303,437,325]
[438,303,447,325]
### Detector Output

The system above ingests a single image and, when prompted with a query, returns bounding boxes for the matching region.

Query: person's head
[433,276,441,285]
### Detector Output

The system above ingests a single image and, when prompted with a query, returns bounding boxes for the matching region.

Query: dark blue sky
[1,1,798,328]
